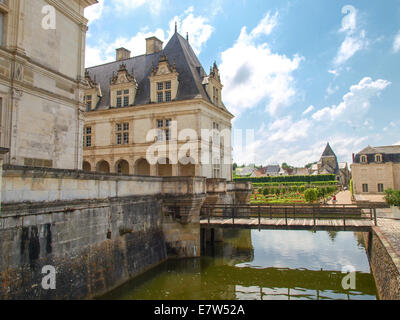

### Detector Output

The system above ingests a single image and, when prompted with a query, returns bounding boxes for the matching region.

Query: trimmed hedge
[235,174,336,184]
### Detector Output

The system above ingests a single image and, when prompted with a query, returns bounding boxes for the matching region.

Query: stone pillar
[162,194,206,258]
[150,164,157,176]
[0,148,9,212]
[172,164,179,177]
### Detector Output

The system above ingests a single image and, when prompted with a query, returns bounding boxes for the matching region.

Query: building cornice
[85,98,234,120]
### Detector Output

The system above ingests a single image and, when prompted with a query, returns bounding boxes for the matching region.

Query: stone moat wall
[0,196,167,300]
[363,228,400,300]
[0,166,252,300]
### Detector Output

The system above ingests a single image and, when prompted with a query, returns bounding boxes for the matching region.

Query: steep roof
[321,143,336,158]
[357,145,400,155]
[85,32,229,113]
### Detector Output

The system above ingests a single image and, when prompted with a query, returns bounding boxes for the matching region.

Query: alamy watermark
[41,265,56,290]
[341,265,356,290]
[41,5,56,30]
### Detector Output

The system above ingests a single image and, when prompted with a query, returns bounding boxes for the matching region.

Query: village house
[351,145,400,196]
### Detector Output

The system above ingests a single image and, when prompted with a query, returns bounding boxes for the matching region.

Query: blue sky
[85,0,400,167]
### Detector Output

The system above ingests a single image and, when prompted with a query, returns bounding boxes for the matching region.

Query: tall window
[116,90,122,108]
[213,87,219,105]
[378,184,384,193]
[116,123,129,145]
[85,95,92,111]
[362,184,369,193]
[156,119,171,141]
[123,89,129,107]
[360,155,367,163]
[84,126,92,147]
[0,12,4,46]
[375,154,382,163]
[156,81,172,103]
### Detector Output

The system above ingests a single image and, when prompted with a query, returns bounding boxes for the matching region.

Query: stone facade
[0,165,251,299]
[83,32,234,181]
[310,142,350,186]
[0,0,96,170]
[351,145,400,195]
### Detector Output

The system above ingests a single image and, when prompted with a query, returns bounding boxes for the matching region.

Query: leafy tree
[304,188,319,203]
[233,163,238,171]
[263,188,270,196]
[385,189,400,207]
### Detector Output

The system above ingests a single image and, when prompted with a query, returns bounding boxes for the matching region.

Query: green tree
[233,163,238,171]
[304,188,319,203]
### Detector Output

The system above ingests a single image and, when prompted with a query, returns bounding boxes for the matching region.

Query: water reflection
[99,229,378,300]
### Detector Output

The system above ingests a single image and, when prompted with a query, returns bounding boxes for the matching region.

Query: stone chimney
[116,48,131,61]
[146,37,163,55]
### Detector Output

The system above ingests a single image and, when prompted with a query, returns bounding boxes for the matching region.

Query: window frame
[84,126,92,148]
[115,122,129,145]
[362,184,369,193]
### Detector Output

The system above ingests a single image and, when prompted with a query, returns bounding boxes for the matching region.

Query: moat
[100,229,378,300]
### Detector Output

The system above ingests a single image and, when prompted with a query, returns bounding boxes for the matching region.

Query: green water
[100,229,378,300]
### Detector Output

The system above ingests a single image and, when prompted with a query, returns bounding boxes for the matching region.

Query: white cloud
[312,77,391,123]
[85,7,213,67]
[326,83,339,96]
[169,7,215,56]
[220,11,303,117]
[393,31,400,53]
[395,141,400,146]
[302,105,314,115]
[84,0,104,24]
[334,5,368,66]
[268,117,312,143]
[113,0,166,15]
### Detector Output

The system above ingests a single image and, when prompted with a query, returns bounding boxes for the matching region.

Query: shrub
[234,174,336,184]
[263,188,270,196]
[385,189,400,208]
[304,188,319,203]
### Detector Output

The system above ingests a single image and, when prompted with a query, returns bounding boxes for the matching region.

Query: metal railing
[200,204,379,227]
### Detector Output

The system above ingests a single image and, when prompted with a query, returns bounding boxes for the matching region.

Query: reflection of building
[0,0,96,169]
[351,145,400,195]
[310,143,350,186]
[83,30,233,179]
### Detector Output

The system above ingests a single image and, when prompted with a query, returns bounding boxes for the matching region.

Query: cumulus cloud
[393,31,400,53]
[168,7,214,56]
[312,77,391,123]
[220,11,303,117]
[84,0,104,24]
[268,117,312,143]
[85,7,213,67]
[302,105,314,115]
[113,0,166,15]
[334,5,368,66]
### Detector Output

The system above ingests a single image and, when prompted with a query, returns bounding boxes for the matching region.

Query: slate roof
[321,143,336,157]
[265,165,280,174]
[85,32,229,113]
[354,145,400,164]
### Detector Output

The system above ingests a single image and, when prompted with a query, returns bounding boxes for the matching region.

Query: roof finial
[175,21,178,33]
[186,32,189,42]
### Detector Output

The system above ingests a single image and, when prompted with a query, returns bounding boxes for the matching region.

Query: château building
[83,30,234,180]
[0,0,96,169]
[351,145,400,195]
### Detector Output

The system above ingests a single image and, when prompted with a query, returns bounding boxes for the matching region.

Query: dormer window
[156,81,172,103]
[360,155,367,163]
[84,71,102,112]
[205,62,223,108]
[110,64,138,108]
[85,95,92,111]
[149,55,179,104]
[375,154,382,163]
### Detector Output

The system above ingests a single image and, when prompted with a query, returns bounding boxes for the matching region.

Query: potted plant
[385,189,400,215]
